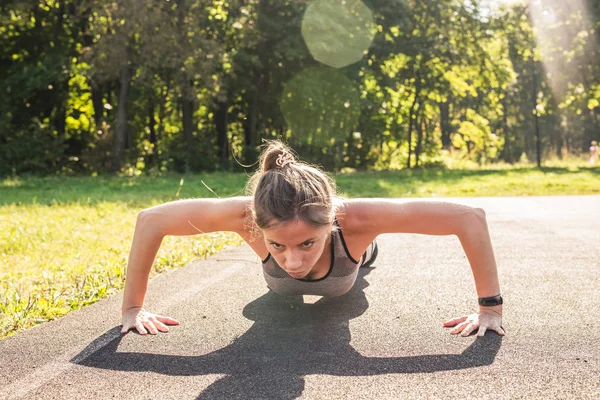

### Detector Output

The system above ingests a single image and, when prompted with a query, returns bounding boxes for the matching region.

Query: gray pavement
[1,195,599,400]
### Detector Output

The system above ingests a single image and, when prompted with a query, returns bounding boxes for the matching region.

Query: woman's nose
[285,253,302,270]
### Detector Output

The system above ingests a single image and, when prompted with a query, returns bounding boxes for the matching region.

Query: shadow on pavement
[72,268,502,399]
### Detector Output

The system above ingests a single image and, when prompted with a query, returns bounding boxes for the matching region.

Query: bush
[0,119,66,176]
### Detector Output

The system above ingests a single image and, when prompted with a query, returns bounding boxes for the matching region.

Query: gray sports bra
[261,220,376,297]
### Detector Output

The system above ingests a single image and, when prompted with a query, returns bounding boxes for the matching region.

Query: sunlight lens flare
[529,0,598,102]
[301,0,376,68]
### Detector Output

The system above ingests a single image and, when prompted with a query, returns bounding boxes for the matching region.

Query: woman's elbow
[458,207,487,237]
[136,209,163,236]
[473,207,486,221]
[136,209,151,224]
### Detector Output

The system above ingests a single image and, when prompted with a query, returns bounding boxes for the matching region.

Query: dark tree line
[1,0,599,175]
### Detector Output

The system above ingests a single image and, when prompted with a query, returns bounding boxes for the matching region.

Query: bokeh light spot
[302,0,376,68]
[280,67,361,146]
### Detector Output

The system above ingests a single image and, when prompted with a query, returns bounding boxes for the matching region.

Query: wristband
[478,294,503,307]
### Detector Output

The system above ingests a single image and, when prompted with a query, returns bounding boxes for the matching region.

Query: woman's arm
[344,199,504,336]
[121,197,250,334]
[121,211,166,316]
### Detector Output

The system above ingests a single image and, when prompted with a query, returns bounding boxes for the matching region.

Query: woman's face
[262,219,332,279]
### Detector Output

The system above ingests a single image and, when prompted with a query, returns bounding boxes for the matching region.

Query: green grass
[1,165,599,339]
[0,173,247,339]
[334,166,600,197]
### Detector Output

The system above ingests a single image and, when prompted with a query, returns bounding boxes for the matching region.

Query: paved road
[1,196,599,399]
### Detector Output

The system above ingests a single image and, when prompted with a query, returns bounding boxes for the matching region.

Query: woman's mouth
[287,270,307,278]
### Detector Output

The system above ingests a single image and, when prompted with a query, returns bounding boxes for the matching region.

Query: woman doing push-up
[121,140,505,338]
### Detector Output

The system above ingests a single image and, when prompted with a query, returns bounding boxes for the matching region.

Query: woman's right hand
[121,307,180,335]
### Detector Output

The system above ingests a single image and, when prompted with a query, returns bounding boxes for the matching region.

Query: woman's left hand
[442,305,505,337]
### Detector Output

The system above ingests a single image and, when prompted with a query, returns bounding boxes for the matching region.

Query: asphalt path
[1,195,599,399]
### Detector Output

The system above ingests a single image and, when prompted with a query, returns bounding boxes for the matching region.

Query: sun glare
[529,0,597,102]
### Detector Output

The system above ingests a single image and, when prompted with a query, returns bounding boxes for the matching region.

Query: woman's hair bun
[261,141,297,172]
[246,139,338,230]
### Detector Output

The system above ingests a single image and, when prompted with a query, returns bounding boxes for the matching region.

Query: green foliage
[167,134,220,173]
[452,109,504,163]
[280,67,361,151]
[0,118,67,175]
[0,0,599,174]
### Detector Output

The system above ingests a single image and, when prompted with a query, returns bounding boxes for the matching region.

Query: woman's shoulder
[334,197,379,235]
[333,197,380,257]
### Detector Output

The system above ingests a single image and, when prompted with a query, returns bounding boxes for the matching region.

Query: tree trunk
[91,84,104,129]
[54,0,65,41]
[52,0,67,140]
[582,107,595,152]
[113,60,131,172]
[439,100,451,148]
[414,119,421,167]
[244,88,258,147]
[502,94,510,162]
[148,99,158,168]
[181,76,194,148]
[532,58,541,167]
[415,106,424,167]
[158,83,168,142]
[53,90,66,138]
[406,79,420,169]
[215,100,229,162]
[177,0,194,154]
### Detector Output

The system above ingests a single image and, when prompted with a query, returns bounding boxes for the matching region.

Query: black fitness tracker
[478,294,503,307]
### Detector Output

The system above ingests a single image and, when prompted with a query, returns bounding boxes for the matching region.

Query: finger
[477,325,488,337]
[461,323,479,337]
[450,321,470,334]
[443,316,467,327]
[155,315,180,325]
[135,321,148,335]
[121,324,131,334]
[494,326,506,336]
[149,317,170,333]
[142,320,159,335]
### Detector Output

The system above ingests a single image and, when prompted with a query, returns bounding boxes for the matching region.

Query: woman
[121,141,504,338]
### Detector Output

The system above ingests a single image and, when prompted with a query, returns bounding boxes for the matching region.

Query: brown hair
[246,140,338,230]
